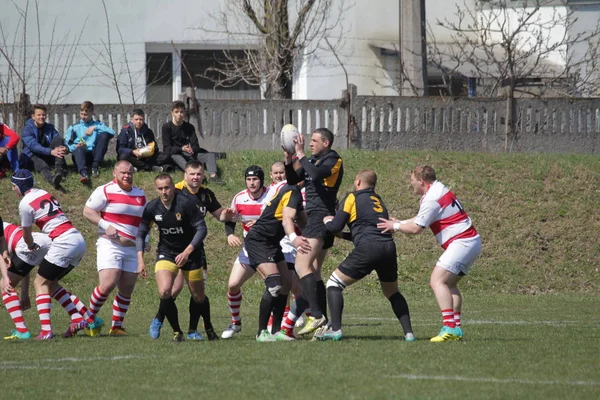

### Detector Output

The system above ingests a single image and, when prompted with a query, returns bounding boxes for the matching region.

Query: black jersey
[285,149,343,215]
[249,184,303,242]
[325,187,393,247]
[138,192,207,257]
[174,180,222,218]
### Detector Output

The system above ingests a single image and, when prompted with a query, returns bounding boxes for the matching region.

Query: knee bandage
[326,272,347,291]
[264,274,282,298]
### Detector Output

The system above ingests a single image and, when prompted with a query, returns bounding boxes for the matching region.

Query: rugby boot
[297,315,327,336]
[172,332,184,343]
[4,330,31,340]
[149,318,163,340]
[404,333,417,342]
[430,326,463,342]
[256,330,276,342]
[295,315,305,327]
[64,321,88,338]
[35,331,55,340]
[205,327,219,341]
[84,316,104,337]
[273,329,296,341]
[313,326,343,341]
[221,322,242,339]
[108,327,128,336]
[187,331,204,341]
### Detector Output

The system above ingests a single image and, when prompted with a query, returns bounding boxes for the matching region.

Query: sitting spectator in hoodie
[65,101,115,183]
[116,108,164,172]
[0,122,20,177]
[19,104,68,188]
[161,100,223,184]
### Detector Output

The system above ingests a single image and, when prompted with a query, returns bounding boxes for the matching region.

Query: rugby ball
[281,124,299,154]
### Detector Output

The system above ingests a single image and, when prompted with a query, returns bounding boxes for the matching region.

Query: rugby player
[312,170,415,341]
[221,165,271,339]
[284,127,343,334]
[378,166,481,342]
[149,160,234,341]
[244,182,310,341]
[83,160,146,336]
[136,174,208,342]
[10,169,98,340]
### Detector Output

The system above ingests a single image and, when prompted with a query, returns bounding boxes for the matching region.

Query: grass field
[1,150,599,399]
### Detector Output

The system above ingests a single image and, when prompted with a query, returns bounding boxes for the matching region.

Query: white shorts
[14,232,52,266]
[96,237,138,273]
[437,235,482,276]
[45,230,86,268]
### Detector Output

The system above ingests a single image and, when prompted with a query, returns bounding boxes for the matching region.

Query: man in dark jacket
[116,108,164,172]
[19,104,68,188]
[161,101,222,184]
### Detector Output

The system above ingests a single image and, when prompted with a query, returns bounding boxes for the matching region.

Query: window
[146,53,172,104]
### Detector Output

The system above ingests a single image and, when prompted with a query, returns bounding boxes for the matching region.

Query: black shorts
[7,254,36,277]
[38,260,76,281]
[338,241,398,282]
[156,247,206,271]
[302,212,335,249]
[245,234,284,270]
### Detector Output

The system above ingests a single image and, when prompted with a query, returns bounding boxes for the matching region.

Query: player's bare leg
[430,265,463,342]
[109,271,138,335]
[222,259,255,338]
[2,272,31,340]
[155,269,183,341]
[150,270,184,339]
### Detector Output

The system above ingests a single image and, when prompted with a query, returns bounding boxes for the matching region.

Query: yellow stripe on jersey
[174,180,186,190]
[342,193,357,223]
[175,180,204,194]
[274,191,293,221]
[323,158,343,188]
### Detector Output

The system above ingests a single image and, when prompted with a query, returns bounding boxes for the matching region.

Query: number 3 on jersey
[370,196,383,213]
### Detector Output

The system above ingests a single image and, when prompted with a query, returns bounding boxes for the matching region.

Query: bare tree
[198,0,349,99]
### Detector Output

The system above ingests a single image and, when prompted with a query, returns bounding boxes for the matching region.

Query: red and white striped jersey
[86,180,146,241]
[414,181,479,249]
[3,222,22,253]
[18,188,76,239]
[230,186,270,237]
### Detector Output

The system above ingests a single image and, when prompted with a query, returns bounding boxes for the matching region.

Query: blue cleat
[149,318,163,340]
[187,331,204,341]
[4,330,32,340]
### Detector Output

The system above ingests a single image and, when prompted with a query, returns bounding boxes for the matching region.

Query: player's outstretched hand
[377,218,396,234]
[227,234,242,247]
[293,236,312,254]
[294,133,305,158]
[221,207,236,222]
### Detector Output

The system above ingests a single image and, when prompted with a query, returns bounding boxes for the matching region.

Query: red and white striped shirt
[19,189,76,239]
[230,186,270,237]
[86,180,146,241]
[414,181,479,249]
[3,222,23,253]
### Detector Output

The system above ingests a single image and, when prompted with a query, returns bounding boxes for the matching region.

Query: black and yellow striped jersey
[285,149,343,215]
[250,184,304,241]
[174,180,222,218]
[325,187,393,247]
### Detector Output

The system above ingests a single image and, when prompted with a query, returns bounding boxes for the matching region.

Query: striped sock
[89,286,108,315]
[70,293,96,324]
[281,309,298,333]
[36,294,52,334]
[111,293,131,329]
[442,309,456,328]
[227,291,242,325]
[454,312,461,327]
[2,291,28,333]
[52,287,83,323]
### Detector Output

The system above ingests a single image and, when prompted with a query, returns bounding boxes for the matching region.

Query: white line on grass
[344,317,599,326]
[386,373,600,387]
[0,354,147,368]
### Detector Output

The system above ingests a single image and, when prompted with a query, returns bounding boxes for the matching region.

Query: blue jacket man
[19,104,67,188]
[64,102,115,181]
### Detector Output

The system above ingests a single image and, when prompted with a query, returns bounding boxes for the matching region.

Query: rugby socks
[454,312,462,327]
[227,290,242,325]
[36,294,52,334]
[258,289,276,336]
[2,291,28,333]
[188,296,204,332]
[199,295,214,331]
[51,287,84,323]
[112,293,130,329]
[161,297,182,334]
[69,292,96,324]
[281,309,297,333]
[327,286,344,331]
[316,280,328,320]
[300,274,323,319]
[89,286,108,316]
[388,292,413,335]
[282,295,309,333]
[154,296,176,323]
[442,309,456,328]
[270,294,288,334]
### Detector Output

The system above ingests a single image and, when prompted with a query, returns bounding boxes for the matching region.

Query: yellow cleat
[297,315,327,336]
[109,327,128,336]
[430,326,463,342]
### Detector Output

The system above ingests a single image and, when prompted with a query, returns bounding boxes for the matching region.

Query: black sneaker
[52,173,62,189]
[80,171,89,184]
[92,168,99,178]
[172,332,184,343]
[205,327,219,341]
[151,165,164,173]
